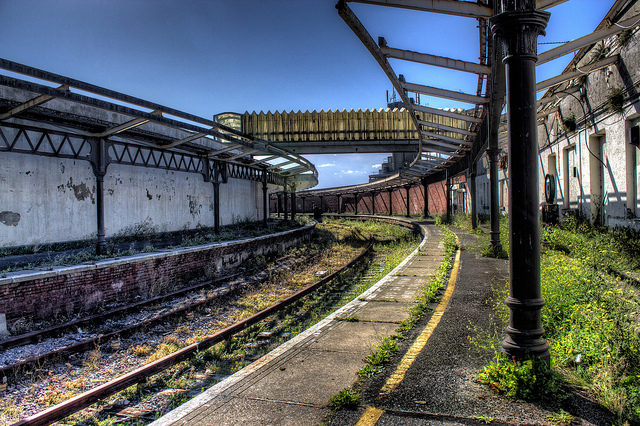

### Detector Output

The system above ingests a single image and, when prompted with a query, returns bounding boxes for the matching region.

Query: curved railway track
[3,220,412,426]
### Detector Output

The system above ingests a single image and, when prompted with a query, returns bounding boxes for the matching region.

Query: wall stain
[187,195,202,217]
[0,211,20,226]
[146,189,153,200]
[65,177,95,203]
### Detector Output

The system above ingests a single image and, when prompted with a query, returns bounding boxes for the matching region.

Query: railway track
[0,251,318,378]
[2,219,418,425]
[10,240,374,426]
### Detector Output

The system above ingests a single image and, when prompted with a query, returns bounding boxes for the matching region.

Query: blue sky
[0,0,614,188]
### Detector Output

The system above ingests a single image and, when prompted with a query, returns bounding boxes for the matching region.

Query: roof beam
[207,144,242,157]
[92,117,150,137]
[538,14,640,64]
[417,119,475,136]
[0,84,68,120]
[421,130,472,146]
[226,148,260,161]
[536,55,618,92]
[402,81,488,105]
[421,143,458,153]
[537,85,581,107]
[347,0,492,18]
[537,0,570,9]
[380,45,490,75]
[159,132,206,149]
[413,103,482,123]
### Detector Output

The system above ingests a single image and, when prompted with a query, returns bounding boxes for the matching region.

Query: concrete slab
[351,301,413,323]
[237,349,364,405]
[181,395,328,426]
[308,320,398,353]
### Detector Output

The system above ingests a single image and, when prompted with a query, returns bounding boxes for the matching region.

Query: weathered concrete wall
[536,17,640,229]
[1,152,96,246]
[0,152,267,247]
[0,223,314,326]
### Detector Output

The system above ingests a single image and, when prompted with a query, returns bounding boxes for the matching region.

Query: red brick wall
[0,224,314,325]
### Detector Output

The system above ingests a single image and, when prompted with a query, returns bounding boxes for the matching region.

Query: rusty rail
[13,242,373,426]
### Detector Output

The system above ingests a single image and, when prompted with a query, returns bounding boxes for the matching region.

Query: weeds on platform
[477,218,640,423]
[328,388,361,411]
[357,227,458,379]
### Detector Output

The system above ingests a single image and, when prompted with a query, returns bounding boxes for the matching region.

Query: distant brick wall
[272,176,468,217]
[0,224,314,325]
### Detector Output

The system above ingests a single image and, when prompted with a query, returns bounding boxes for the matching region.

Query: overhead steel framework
[0,58,318,252]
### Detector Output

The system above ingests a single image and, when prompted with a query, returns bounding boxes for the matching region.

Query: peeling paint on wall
[146,189,153,200]
[0,211,20,226]
[65,177,95,203]
[187,195,202,217]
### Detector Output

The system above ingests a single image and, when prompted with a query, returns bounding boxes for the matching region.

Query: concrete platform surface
[151,222,444,426]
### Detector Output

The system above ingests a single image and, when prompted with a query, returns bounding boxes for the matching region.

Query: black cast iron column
[446,172,452,224]
[290,190,296,220]
[354,193,358,215]
[93,138,108,255]
[337,195,342,214]
[405,186,411,218]
[470,165,478,230]
[370,192,375,215]
[262,169,268,226]
[422,178,429,219]
[320,195,325,213]
[491,0,550,360]
[388,189,393,216]
[283,191,289,222]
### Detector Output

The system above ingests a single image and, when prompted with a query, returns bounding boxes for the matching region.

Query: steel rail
[12,241,374,426]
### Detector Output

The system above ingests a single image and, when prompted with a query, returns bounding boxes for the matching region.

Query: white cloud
[371,164,382,169]
[336,169,366,175]
[317,163,336,168]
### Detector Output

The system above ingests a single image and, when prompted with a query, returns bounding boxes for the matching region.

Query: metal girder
[538,14,640,64]
[347,0,492,18]
[0,85,69,120]
[92,117,150,137]
[207,144,242,157]
[274,139,419,154]
[421,130,472,146]
[380,46,490,75]
[402,81,488,105]
[159,132,206,149]
[268,160,296,170]
[417,119,474,136]
[413,104,482,123]
[421,143,458,153]
[537,85,581,107]
[536,55,619,92]
[537,0,570,9]
[282,165,308,175]
[226,148,260,161]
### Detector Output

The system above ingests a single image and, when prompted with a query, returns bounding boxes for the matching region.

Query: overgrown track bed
[0,251,317,377]
[2,219,419,425]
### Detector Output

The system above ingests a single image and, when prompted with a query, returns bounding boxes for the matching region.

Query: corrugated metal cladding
[242,109,468,143]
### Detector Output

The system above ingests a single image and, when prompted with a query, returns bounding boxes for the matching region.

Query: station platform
[152,222,610,426]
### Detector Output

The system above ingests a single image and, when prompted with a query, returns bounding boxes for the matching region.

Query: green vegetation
[473,213,640,424]
[357,227,458,379]
[42,218,419,425]
[328,388,361,411]
[0,217,309,273]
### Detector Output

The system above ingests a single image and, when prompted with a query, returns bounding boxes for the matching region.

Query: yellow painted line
[379,245,461,395]
[355,406,384,426]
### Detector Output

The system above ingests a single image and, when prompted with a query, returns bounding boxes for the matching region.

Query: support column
[262,170,268,226]
[491,1,550,361]
[354,193,359,215]
[291,190,296,221]
[470,164,478,229]
[405,186,411,218]
[320,195,325,213]
[370,192,375,215]
[422,178,429,219]
[337,195,342,214]
[277,193,282,218]
[283,190,289,222]
[93,138,108,255]
[213,181,220,233]
[446,172,452,224]
[388,189,393,216]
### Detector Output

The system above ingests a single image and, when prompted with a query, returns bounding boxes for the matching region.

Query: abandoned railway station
[1,0,640,424]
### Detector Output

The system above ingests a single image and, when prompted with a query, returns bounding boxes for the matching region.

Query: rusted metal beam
[537,0,570,9]
[417,119,475,136]
[0,85,69,119]
[380,45,491,75]
[536,55,619,92]
[537,14,640,64]
[421,130,472,146]
[413,104,482,124]
[402,81,488,105]
[348,0,492,18]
